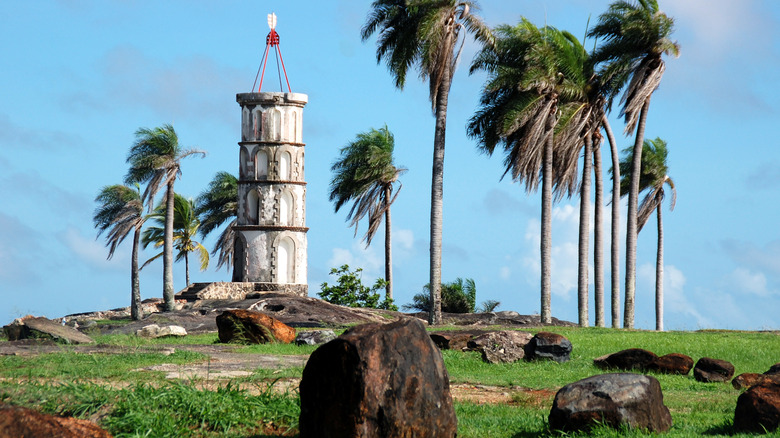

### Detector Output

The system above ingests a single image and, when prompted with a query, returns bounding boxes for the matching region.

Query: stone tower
[233,92,308,296]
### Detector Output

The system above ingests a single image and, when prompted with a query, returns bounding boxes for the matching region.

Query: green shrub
[318,264,397,310]
[404,278,477,313]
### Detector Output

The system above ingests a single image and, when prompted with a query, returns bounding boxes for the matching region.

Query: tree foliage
[403,278,477,314]
[318,265,397,310]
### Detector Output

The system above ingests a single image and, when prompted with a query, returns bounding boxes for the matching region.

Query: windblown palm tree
[93,184,147,320]
[468,20,595,325]
[616,137,675,331]
[141,193,210,288]
[589,0,679,328]
[361,0,491,325]
[329,126,406,302]
[195,171,238,272]
[125,124,205,310]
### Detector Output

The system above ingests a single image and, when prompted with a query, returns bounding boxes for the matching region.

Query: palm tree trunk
[577,134,592,327]
[185,252,190,286]
[131,227,142,320]
[603,116,620,328]
[385,186,393,302]
[540,132,553,324]
[593,138,605,327]
[656,203,664,331]
[624,96,651,328]
[428,71,452,326]
[163,180,175,311]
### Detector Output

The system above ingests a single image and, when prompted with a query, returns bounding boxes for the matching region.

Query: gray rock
[549,373,672,433]
[3,317,94,344]
[467,331,533,364]
[136,324,187,338]
[295,330,336,346]
[525,331,572,363]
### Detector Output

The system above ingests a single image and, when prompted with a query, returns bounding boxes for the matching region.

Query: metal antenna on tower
[252,12,292,93]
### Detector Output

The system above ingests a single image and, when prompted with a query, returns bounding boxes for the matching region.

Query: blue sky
[1,1,779,330]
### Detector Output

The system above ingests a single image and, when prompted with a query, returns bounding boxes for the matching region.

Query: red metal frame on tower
[254,13,291,93]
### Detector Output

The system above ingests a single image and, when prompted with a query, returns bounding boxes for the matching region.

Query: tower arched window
[279,150,291,180]
[272,109,282,141]
[277,237,295,284]
[256,150,268,180]
[247,189,259,224]
[279,190,294,226]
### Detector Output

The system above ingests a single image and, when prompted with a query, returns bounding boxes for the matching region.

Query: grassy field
[1,326,779,437]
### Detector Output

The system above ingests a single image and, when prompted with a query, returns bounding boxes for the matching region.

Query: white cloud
[327,242,383,281]
[60,227,126,271]
[728,267,775,297]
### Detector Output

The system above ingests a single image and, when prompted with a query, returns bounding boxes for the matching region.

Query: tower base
[176,282,307,302]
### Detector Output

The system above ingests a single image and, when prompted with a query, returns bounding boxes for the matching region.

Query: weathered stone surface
[136,324,187,338]
[734,381,780,433]
[549,373,672,433]
[295,330,336,346]
[693,357,735,383]
[594,348,658,371]
[216,309,295,344]
[525,332,572,363]
[3,317,94,344]
[429,330,486,351]
[467,331,533,364]
[299,318,457,438]
[649,353,694,375]
[733,373,780,390]
[0,403,113,437]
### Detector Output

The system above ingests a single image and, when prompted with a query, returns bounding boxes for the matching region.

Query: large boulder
[299,318,457,438]
[649,353,694,375]
[0,403,112,437]
[549,373,672,433]
[525,332,572,363]
[733,373,780,390]
[216,309,295,344]
[467,331,533,364]
[734,381,780,433]
[693,357,735,383]
[593,348,658,371]
[3,317,94,344]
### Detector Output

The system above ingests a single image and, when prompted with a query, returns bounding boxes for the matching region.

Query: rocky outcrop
[216,309,295,344]
[467,331,533,364]
[594,348,658,371]
[3,317,94,344]
[295,330,336,346]
[649,353,694,375]
[0,403,112,437]
[549,373,672,433]
[525,332,572,363]
[693,357,735,383]
[734,381,780,433]
[135,324,187,338]
[429,330,489,351]
[299,318,457,438]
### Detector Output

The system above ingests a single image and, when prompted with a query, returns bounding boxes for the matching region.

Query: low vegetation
[1,328,778,437]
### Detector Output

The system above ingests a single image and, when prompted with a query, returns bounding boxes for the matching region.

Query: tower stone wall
[233,92,308,296]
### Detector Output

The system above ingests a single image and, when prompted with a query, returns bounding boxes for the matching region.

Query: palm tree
[616,137,675,330]
[589,0,679,328]
[361,0,491,325]
[125,124,205,311]
[468,21,592,324]
[603,117,621,328]
[195,171,238,273]
[329,126,406,303]
[141,193,210,287]
[93,184,147,320]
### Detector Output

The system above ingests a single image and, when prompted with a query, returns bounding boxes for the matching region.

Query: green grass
[2,327,779,437]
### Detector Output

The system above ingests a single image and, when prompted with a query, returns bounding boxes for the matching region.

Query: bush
[403,278,477,313]
[318,264,397,310]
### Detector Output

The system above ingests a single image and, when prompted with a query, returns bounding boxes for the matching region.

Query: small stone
[649,353,694,375]
[295,330,336,346]
[136,324,187,338]
[525,332,572,363]
[593,348,658,371]
[467,331,533,364]
[693,357,735,383]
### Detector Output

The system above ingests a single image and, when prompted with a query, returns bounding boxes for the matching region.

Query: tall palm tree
[468,21,592,324]
[195,171,238,272]
[329,126,406,303]
[125,124,205,311]
[603,116,621,328]
[142,193,209,287]
[93,184,147,320]
[589,0,679,328]
[361,0,490,325]
[616,137,675,330]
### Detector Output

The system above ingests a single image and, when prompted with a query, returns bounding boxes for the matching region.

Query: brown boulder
[766,363,780,376]
[549,373,672,433]
[299,318,457,438]
[734,381,780,433]
[0,403,112,437]
[733,373,780,390]
[694,357,735,383]
[593,348,658,371]
[216,309,295,344]
[525,331,572,363]
[429,330,488,351]
[649,353,694,375]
